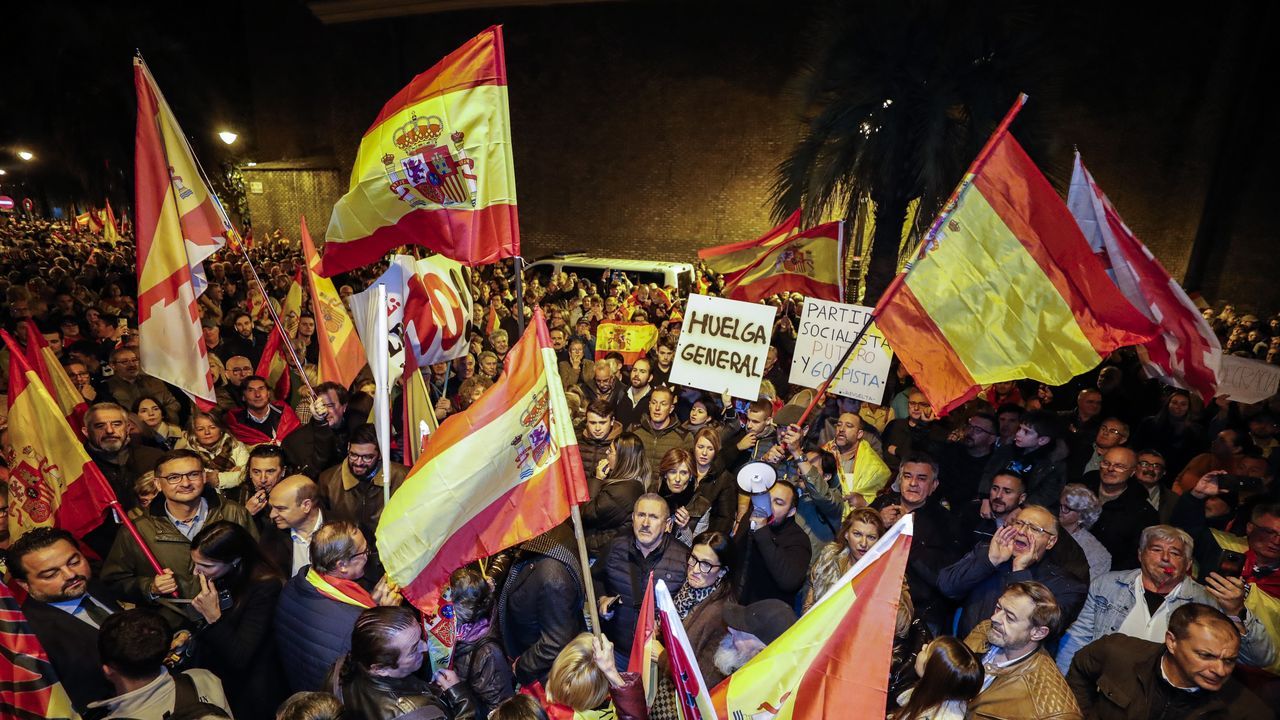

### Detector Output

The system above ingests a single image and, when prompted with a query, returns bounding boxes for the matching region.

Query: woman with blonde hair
[175,411,249,492]
[533,633,646,720]
[804,507,885,610]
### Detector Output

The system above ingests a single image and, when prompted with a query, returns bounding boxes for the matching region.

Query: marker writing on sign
[685,311,769,344]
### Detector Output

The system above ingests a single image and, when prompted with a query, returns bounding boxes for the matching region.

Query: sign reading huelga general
[670,294,776,400]
[789,297,893,404]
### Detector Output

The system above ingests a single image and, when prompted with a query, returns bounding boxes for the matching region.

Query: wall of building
[241,164,344,244]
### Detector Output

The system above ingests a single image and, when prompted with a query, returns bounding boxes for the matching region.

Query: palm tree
[773,0,1056,302]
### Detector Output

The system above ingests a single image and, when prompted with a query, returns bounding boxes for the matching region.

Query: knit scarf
[187,431,239,472]
[672,580,719,620]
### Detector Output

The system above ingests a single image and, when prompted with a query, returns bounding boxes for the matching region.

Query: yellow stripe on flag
[301,217,365,387]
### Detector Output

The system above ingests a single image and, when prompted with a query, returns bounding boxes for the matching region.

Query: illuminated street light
[0,169,7,176]
[17,151,34,161]
[218,131,238,145]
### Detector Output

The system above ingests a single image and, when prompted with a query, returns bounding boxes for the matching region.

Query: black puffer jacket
[334,665,477,720]
[451,623,515,718]
[497,525,586,685]
[581,478,645,559]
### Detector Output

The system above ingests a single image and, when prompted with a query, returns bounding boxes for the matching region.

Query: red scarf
[226,403,302,445]
[305,568,376,608]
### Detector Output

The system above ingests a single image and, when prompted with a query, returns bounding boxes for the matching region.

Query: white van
[525,253,696,295]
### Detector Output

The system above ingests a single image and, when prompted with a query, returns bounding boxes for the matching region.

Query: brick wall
[241,164,344,246]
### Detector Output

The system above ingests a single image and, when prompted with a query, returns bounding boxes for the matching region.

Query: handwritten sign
[789,298,893,404]
[670,294,776,400]
[1216,355,1280,404]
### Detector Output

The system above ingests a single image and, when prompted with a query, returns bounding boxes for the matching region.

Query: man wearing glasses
[317,422,407,545]
[936,411,1000,510]
[1068,417,1129,480]
[882,388,939,473]
[938,504,1088,637]
[1079,447,1159,571]
[101,448,258,605]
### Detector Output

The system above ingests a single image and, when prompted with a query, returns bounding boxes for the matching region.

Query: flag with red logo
[256,327,293,402]
[656,579,717,720]
[628,572,659,703]
[1067,152,1222,401]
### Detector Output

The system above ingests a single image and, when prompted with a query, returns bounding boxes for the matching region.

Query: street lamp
[218,131,238,145]
[0,169,7,176]
[17,151,34,161]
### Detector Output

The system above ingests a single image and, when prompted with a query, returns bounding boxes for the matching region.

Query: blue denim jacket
[1056,568,1277,674]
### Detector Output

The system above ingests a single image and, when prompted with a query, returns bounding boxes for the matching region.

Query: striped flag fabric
[0,582,77,720]
[2,331,115,542]
[22,321,88,435]
[712,516,913,720]
[874,104,1157,415]
[594,321,659,364]
[301,216,366,388]
[1067,152,1222,402]
[256,327,293,402]
[698,209,801,280]
[721,221,845,303]
[134,56,228,404]
[321,26,519,275]
[377,307,590,610]
[628,572,659,703]
[655,579,717,720]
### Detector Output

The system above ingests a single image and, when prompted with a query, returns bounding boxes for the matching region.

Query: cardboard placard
[788,298,893,404]
[1216,355,1280,404]
[669,294,776,400]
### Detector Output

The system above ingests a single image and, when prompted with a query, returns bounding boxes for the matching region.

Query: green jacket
[101,487,258,603]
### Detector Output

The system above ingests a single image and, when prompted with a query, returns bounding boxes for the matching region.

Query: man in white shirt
[264,474,325,576]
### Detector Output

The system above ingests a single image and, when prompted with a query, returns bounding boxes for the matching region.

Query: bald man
[216,355,255,410]
[260,475,326,576]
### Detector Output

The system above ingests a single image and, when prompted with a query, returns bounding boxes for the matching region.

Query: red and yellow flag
[2,331,115,542]
[256,326,292,402]
[874,102,1157,415]
[23,321,88,435]
[302,217,366,388]
[721,220,845,303]
[280,268,305,339]
[698,209,802,280]
[0,583,77,720]
[321,25,519,276]
[594,321,658,365]
[103,199,122,246]
[134,56,228,404]
[712,517,913,720]
[401,346,440,467]
[378,308,590,610]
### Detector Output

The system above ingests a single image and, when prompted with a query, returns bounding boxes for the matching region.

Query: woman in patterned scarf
[175,411,250,493]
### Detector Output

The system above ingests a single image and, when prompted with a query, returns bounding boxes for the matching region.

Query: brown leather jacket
[963,621,1082,720]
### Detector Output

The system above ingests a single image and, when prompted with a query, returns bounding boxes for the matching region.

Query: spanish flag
[256,326,292,402]
[0,583,77,720]
[2,331,115,543]
[378,308,590,610]
[721,221,845,303]
[22,320,88,435]
[875,98,1157,415]
[322,26,519,276]
[302,216,366,388]
[594,321,658,364]
[134,56,227,404]
[712,516,913,719]
[698,209,801,280]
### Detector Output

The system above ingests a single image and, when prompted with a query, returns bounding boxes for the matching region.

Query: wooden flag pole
[570,504,603,638]
[233,241,317,398]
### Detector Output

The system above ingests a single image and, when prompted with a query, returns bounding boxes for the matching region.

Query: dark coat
[275,567,365,692]
[980,443,1068,509]
[497,527,586,685]
[688,464,738,536]
[194,576,288,719]
[937,542,1088,638]
[1066,634,1269,719]
[577,420,623,497]
[581,478,645,559]
[21,582,123,710]
[336,667,477,720]
[282,417,347,479]
[1081,473,1159,571]
[682,583,732,688]
[593,533,689,657]
[870,494,963,630]
[733,515,812,605]
[452,624,516,719]
[631,416,690,475]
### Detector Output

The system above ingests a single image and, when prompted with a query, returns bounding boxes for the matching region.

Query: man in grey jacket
[1056,524,1275,673]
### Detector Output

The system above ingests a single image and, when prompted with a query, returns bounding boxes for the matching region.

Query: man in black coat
[593,494,689,663]
[734,480,812,605]
[8,527,124,711]
[497,523,586,685]
[871,453,964,632]
[1079,447,1159,571]
[282,382,352,479]
[938,504,1088,637]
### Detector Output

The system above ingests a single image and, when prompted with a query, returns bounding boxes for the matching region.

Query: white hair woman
[1059,483,1112,581]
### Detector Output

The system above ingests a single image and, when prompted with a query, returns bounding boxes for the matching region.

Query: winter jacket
[593,533,689,657]
[194,576,289,719]
[681,583,732,688]
[451,622,516,718]
[275,567,365,692]
[335,666,477,720]
[631,416,690,477]
[870,494,964,631]
[577,420,623,497]
[937,542,1088,639]
[498,526,587,685]
[963,621,1082,720]
[581,478,645,559]
[317,459,408,538]
[1079,473,1158,570]
[733,515,812,605]
[979,442,1068,509]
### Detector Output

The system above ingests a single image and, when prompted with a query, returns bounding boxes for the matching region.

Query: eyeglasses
[967,423,995,435]
[347,549,370,562]
[687,556,722,573]
[1099,426,1126,436]
[348,451,379,463]
[1099,461,1133,471]
[1136,460,1165,470]
[1010,519,1056,537]
[158,470,204,485]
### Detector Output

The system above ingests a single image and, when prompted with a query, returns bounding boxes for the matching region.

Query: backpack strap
[170,671,199,716]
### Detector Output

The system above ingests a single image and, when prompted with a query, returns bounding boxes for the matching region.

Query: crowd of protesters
[2,216,1279,719]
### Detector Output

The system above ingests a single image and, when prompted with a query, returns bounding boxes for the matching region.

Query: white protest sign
[789,297,893,404]
[1216,355,1280,404]
[670,294,776,401]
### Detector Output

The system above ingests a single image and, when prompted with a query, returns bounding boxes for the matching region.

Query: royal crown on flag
[394,113,446,154]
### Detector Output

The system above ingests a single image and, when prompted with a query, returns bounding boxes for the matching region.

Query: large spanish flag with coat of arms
[322,25,518,276]
[377,307,590,610]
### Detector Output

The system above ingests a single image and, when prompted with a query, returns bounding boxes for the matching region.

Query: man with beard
[935,412,1000,510]
[734,480,811,605]
[81,403,163,528]
[1067,603,1269,719]
[819,411,891,508]
[1056,525,1274,674]
[939,505,1088,637]
[233,443,288,534]
[631,386,689,472]
[8,527,124,710]
[963,582,1082,719]
[225,311,268,365]
[1075,447,1159,571]
[579,361,623,413]
[713,599,797,678]
[103,347,183,424]
[616,357,653,429]
[317,423,407,543]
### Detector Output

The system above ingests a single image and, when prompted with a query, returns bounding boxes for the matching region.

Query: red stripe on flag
[874,286,980,415]
[974,137,1154,352]
[366,26,508,132]
[698,210,802,260]
[320,202,518,277]
[724,273,841,304]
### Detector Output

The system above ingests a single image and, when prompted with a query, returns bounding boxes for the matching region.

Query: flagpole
[513,257,527,336]
[795,93,1030,426]
[375,283,392,508]
[234,243,317,398]
[570,504,603,637]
